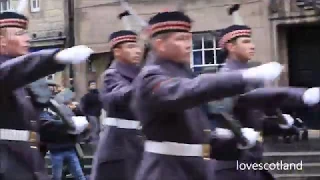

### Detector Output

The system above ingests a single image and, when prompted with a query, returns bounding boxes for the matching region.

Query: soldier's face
[114,42,142,64]
[0,27,30,56]
[157,32,192,63]
[227,37,255,61]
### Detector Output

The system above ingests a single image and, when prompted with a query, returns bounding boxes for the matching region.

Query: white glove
[68,116,89,135]
[279,114,294,129]
[55,45,94,64]
[237,128,259,150]
[241,62,284,83]
[302,88,320,106]
[213,128,234,140]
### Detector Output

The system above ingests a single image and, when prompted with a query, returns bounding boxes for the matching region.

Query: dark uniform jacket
[0,50,65,180]
[91,60,144,180]
[210,59,305,180]
[131,54,253,180]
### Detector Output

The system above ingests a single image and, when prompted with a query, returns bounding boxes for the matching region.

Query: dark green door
[287,24,320,129]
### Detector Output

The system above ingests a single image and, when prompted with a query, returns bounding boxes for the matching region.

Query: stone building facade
[7,0,69,87]
[74,0,272,92]
[269,0,320,87]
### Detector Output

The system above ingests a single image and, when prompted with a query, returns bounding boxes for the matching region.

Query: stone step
[263,137,320,152]
[274,173,320,180]
[263,151,320,164]
[269,162,320,174]
[262,152,320,179]
[45,155,94,166]
[46,164,92,175]
[264,141,320,152]
[49,174,91,180]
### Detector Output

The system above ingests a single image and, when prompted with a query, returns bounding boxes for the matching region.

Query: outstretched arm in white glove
[237,128,259,150]
[55,45,94,64]
[68,116,89,135]
[212,127,259,150]
[212,128,235,140]
[302,87,320,106]
[278,114,295,129]
[241,62,284,83]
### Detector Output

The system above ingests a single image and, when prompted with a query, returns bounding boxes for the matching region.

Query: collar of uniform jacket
[224,58,264,88]
[110,60,140,80]
[225,58,250,70]
[145,52,193,78]
[0,55,12,65]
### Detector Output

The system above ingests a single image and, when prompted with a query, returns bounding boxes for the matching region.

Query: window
[0,0,10,12]
[191,32,225,74]
[30,0,40,12]
[296,0,314,10]
[88,59,97,72]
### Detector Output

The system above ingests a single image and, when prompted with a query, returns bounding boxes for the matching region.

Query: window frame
[30,0,40,13]
[190,31,225,72]
[0,0,10,12]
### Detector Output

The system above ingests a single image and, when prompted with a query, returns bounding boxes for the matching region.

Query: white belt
[102,117,141,130]
[0,129,37,142]
[144,140,210,158]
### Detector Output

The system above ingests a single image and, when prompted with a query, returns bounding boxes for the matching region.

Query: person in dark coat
[209,4,320,180]
[131,11,285,180]
[90,30,143,180]
[81,81,102,117]
[36,81,89,180]
[40,106,87,180]
[80,80,102,144]
[0,10,93,180]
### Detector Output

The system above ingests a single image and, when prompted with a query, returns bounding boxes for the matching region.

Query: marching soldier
[131,10,285,180]
[210,4,320,180]
[90,29,143,180]
[0,10,93,180]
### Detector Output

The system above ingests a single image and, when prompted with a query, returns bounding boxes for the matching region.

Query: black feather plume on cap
[118,10,131,20]
[228,4,240,15]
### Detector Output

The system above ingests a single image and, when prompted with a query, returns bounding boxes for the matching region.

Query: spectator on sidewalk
[40,85,89,180]
[80,80,102,146]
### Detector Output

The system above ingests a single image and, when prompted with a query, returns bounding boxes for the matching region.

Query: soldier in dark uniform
[131,11,286,180]
[90,30,143,180]
[210,4,320,180]
[0,11,93,180]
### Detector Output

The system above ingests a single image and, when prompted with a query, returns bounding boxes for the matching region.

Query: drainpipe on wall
[67,0,87,101]
[66,0,75,90]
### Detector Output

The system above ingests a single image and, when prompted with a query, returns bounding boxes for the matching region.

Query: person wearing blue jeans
[50,148,86,180]
[39,107,88,180]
